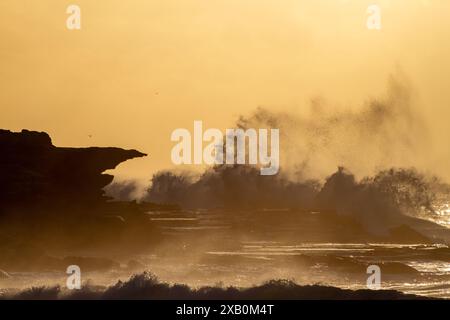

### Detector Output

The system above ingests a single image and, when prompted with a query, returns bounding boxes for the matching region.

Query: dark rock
[388,225,431,243]
[0,129,146,211]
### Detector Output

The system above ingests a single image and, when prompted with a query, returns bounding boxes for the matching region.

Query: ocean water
[1,208,449,299]
[2,242,448,299]
[203,242,450,299]
[143,208,450,299]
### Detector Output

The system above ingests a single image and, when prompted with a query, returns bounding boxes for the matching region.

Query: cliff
[0,129,146,210]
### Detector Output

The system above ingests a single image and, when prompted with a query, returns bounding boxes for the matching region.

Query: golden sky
[1,0,450,182]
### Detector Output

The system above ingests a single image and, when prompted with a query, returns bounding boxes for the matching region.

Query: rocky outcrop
[0,129,146,210]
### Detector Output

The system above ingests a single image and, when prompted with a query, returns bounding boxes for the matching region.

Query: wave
[3,272,432,300]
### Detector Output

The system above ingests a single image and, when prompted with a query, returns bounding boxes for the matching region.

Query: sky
[1,0,450,183]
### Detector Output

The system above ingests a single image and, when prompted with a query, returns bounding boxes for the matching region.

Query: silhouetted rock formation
[0,130,181,264]
[0,129,146,211]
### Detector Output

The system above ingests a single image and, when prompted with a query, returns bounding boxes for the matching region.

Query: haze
[1,0,449,182]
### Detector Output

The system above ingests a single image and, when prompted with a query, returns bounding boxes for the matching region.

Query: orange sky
[1,0,449,183]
